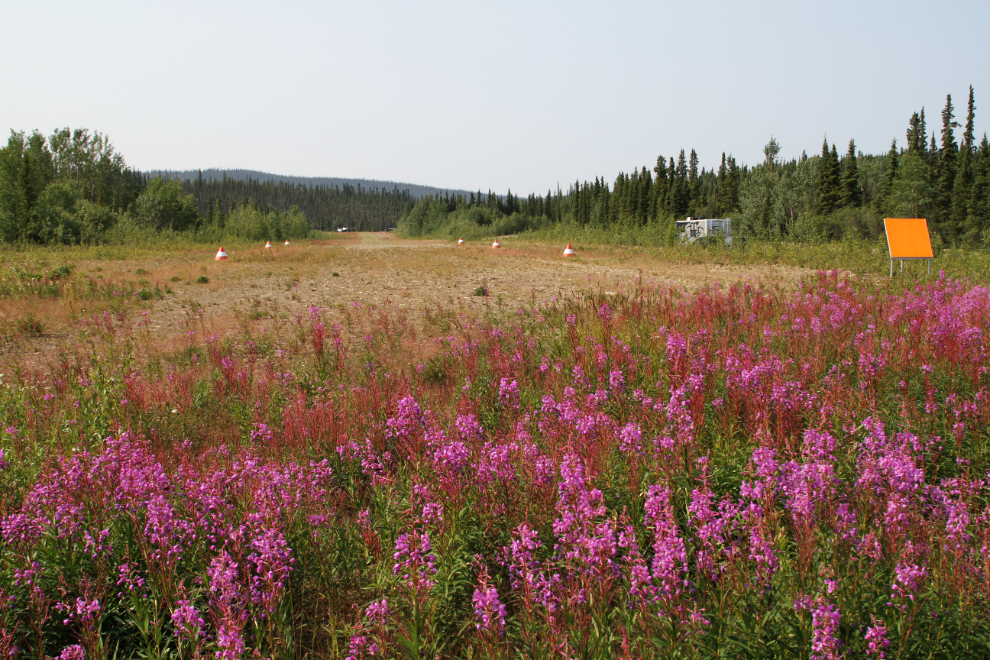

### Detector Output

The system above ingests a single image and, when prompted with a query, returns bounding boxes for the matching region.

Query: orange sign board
[884,218,933,259]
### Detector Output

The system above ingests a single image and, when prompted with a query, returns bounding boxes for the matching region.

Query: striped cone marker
[265,240,273,249]
[492,239,501,249]
[563,244,575,257]
[284,240,291,246]
[457,237,464,245]
[214,246,228,261]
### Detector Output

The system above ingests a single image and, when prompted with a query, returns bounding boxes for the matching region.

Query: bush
[129,178,199,232]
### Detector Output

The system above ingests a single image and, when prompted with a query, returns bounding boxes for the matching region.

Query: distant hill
[146,169,472,199]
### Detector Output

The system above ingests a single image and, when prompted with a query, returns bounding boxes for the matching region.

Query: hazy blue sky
[2,1,987,194]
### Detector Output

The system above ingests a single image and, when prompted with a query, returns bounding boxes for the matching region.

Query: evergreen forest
[3,87,988,248]
[400,87,990,248]
[0,132,414,244]
[167,174,414,233]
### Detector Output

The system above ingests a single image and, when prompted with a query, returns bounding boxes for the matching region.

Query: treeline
[0,129,319,245]
[401,86,990,246]
[0,128,142,244]
[164,174,413,232]
[0,128,418,245]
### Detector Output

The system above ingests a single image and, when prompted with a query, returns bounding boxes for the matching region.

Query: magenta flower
[472,584,507,632]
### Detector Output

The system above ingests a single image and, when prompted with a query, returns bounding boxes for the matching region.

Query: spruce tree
[817,139,841,214]
[934,94,959,241]
[964,133,989,244]
[841,139,862,208]
[639,167,653,224]
[716,153,727,215]
[670,150,689,217]
[688,149,700,210]
[875,139,899,216]
[907,112,923,153]
[725,156,740,213]
[954,86,977,241]
[653,156,668,217]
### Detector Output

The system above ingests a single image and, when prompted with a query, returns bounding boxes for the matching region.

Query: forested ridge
[152,168,470,199]
[401,87,990,247]
[162,173,414,232]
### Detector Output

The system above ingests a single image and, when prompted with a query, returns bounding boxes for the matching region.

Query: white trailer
[675,217,732,245]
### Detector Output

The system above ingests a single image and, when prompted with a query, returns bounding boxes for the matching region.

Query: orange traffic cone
[492,239,501,249]
[215,247,228,261]
[457,237,464,245]
[563,244,575,257]
[284,240,291,246]
[265,240,272,249]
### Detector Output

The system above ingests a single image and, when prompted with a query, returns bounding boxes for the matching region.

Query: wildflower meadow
[2,267,990,659]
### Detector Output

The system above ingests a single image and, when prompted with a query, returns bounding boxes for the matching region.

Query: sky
[1,0,988,195]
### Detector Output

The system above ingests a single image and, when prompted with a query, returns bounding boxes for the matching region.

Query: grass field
[1,233,990,659]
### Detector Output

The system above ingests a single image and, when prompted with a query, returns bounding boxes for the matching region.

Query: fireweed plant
[1,270,990,658]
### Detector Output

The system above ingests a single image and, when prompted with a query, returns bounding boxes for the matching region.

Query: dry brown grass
[0,232,817,375]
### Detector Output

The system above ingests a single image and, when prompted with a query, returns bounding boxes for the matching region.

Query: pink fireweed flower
[781,459,836,524]
[56,646,85,660]
[498,378,521,409]
[811,601,842,660]
[250,422,273,444]
[455,413,484,442]
[116,563,146,596]
[507,523,542,590]
[571,365,589,390]
[477,441,518,487]
[393,529,437,590]
[207,550,246,623]
[865,616,890,658]
[426,427,460,467]
[553,454,618,573]
[365,598,390,625]
[215,621,245,660]
[247,527,294,615]
[619,422,643,455]
[56,597,101,630]
[172,599,205,640]
[385,396,426,442]
[944,498,971,552]
[891,561,928,606]
[795,596,842,660]
[609,369,626,392]
[345,635,379,660]
[644,485,688,598]
[665,332,687,362]
[472,584,507,632]
[618,524,655,604]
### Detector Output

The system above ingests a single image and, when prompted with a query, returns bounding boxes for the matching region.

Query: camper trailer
[676,217,732,245]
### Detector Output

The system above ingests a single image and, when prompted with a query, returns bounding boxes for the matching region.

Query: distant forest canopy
[401,86,990,247]
[143,171,415,232]
[150,168,471,200]
[0,131,426,243]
